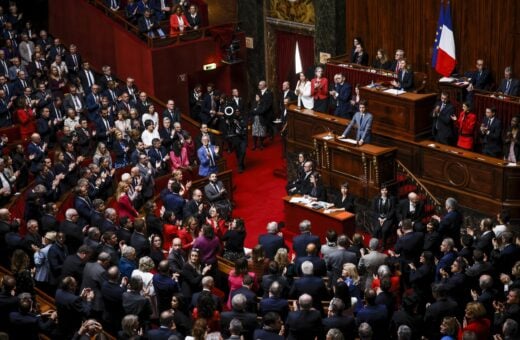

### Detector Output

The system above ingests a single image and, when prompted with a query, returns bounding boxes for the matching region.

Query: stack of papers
[439,77,456,83]
[384,89,406,95]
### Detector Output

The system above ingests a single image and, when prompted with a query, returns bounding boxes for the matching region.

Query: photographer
[223,99,247,173]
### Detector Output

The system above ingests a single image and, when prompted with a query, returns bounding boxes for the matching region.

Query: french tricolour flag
[432,1,456,76]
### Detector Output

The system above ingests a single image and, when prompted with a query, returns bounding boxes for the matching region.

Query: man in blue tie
[340,100,373,145]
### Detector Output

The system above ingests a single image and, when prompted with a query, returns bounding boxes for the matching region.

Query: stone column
[314,0,346,63]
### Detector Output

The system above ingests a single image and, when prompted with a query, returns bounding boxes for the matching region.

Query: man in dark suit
[153,260,180,314]
[323,298,355,340]
[61,245,91,286]
[286,160,313,195]
[64,44,82,80]
[8,294,57,339]
[397,192,425,232]
[480,107,503,158]
[123,276,153,328]
[255,80,275,140]
[258,221,286,260]
[292,219,321,258]
[329,73,352,118]
[326,235,358,282]
[285,294,323,340]
[204,172,230,215]
[162,99,181,124]
[138,8,165,38]
[393,219,424,264]
[95,107,116,147]
[468,218,495,256]
[130,219,150,258]
[78,61,97,95]
[435,238,458,281]
[491,231,520,276]
[199,84,215,124]
[253,312,285,340]
[497,66,520,97]
[259,281,289,321]
[432,92,456,145]
[81,252,111,318]
[186,4,202,29]
[356,289,389,340]
[289,261,329,313]
[261,261,290,298]
[432,197,463,247]
[0,275,19,333]
[295,243,327,277]
[55,276,94,339]
[147,310,183,340]
[465,59,491,91]
[423,283,458,340]
[59,208,84,254]
[190,276,222,311]
[101,266,127,334]
[230,274,258,313]
[167,237,186,274]
[392,59,414,91]
[220,293,259,339]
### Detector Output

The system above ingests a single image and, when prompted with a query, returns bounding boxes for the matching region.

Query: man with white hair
[285,294,323,340]
[292,219,320,258]
[359,238,387,284]
[289,261,329,311]
[432,197,463,247]
[59,208,83,253]
[258,221,286,260]
[220,293,259,339]
[397,192,425,232]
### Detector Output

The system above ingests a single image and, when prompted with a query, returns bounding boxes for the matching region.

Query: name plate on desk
[338,138,358,144]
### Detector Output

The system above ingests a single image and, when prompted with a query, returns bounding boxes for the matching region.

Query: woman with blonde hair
[93,142,113,169]
[172,169,192,197]
[440,316,459,340]
[372,48,391,70]
[340,262,363,313]
[273,248,297,279]
[458,302,490,340]
[115,181,139,221]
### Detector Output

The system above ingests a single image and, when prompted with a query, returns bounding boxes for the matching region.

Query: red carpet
[225,137,287,248]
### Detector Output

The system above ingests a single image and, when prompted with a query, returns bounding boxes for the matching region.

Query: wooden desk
[359,86,437,140]
[416,140,520,217]
[313,132,397,199]
[283,195,355,241]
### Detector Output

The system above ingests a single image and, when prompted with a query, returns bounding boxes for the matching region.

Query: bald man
[294,243,327,277]
[397,192,425,232]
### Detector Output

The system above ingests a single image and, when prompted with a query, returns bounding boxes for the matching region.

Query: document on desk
[439,77,456,83]
[338,138,358,145]
[383,89,406,95]
[290,197,310,204]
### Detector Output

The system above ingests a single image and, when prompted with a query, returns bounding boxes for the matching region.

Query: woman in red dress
[115,181,139,221]
[169,5,190,35]
[162,210,179,252]
[16,97,36,141]
[178,215,199,251]
[454,101,477,150]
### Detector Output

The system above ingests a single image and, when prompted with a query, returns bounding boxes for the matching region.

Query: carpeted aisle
[225,137,287,248]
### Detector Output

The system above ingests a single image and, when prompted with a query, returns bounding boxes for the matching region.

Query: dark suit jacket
[481,116,503,157]
[59,220,83,254]
[186,13,201,28]
[0,291,19,333]
[432,101,456,145]
[55,288,92,339]
[285,309,323,340]
[423,297,458,340]
[356,304,389,340]
[147,327,182,340]
[333,194,356,213]
[294,255,327,277]
[61,253,86,284]
[332,82,352,118]
[437,209,463,245]
[322,315,356,340]
[122,290,152,325]
[292,233,321,258]
[259,296,289,321]
[130,232,150,258]
[497,78,520,96]
[253,329,284,340]
[465,68,491,90]
[397,199,425,225]
[326,248,358,282]
[394,231,424,263]
[396,69,414,90]
[289,276,329,312]
[220,309,259,340]
[258,233,286,259]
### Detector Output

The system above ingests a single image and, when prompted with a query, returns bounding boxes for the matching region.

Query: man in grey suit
[340,100,373,145]
[358,238,387,288]
[326,235,358,283]
[80,252,111,318]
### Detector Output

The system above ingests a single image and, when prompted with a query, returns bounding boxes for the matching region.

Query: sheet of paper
[383,89,406,95]
[439,77,456,83]
[338,138,358,145]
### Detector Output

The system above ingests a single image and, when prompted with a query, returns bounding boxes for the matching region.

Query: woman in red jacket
[458,302,490,340]
[169,5,190,35]
[115,181,139,221]
[454,101,477,150]
[16,97,36,141]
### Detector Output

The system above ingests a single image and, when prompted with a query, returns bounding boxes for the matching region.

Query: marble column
[237,0,265,99]
[314,0,346,63]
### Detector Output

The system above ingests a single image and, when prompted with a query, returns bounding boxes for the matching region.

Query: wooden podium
[313,132,397,200]
[283,195,355,241]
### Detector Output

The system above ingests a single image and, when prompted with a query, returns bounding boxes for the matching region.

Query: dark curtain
[276,31,315,88]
